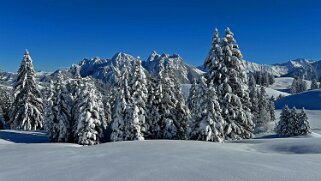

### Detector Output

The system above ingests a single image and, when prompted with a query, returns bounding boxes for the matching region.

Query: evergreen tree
[275,106,311,137]
[146,60,190,140]
[0,85,12,126]
[291,77,308,93]
[208,27,253,140]
[110,70,131,141]
[290,79,298,93]
[146,62,165,139]
[127,59,148,140]
[45,72,74,142]
[162,60,190,139]
[298,108,311,135]
[45,80,60,141]
[311,79,319,90]
[268,96,276,123]
[194,82,225,142]
[74,78,107,145]
[205,28,222,83]
[254,86,271,133]
[9,50,44,130]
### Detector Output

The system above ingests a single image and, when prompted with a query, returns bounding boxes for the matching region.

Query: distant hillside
[275,89,321,110]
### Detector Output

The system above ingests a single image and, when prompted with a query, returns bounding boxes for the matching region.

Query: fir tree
[254,86,271,133]
[311,79,319,90]
[127,59,148,140]
[298,108,311,135]
[74,78,107,145]
[9,50,44,130]
[195,82,225,142]
[275,106,311,137]
[110,70,131,141]
[208,27,253,140]
[205,28,222,83]
[146,62,165,139]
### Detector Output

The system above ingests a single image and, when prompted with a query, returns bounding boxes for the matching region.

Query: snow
[275,89,321,110]
[269,77,294,91]
[264,86,290,98]
[270,77,311,93]
[0,110,321,180]
[1,125,321,181]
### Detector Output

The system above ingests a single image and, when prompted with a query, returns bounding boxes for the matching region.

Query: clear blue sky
[0,0,321,72]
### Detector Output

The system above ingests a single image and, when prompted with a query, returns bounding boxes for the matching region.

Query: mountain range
[1,52,321,86]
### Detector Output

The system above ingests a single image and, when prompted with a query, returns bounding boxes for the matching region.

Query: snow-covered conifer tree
[204,28,222,83]
[268,96,276,123]
[74,78,107,145]
[146,62,165,139]
[162,60,190,139]
[291,79,298,93]
[125,59,148,140]
[254,86,271,133]
[146,59,190,140]
[45,80,60,141]
[110,70,131,141]
[194,81,225,142]
[275,105,291,136]
[311,79,319,90]
[9,50,44,130]
[275,106,310,137]
[207,27,253,140]
[45,72,74,142]
[298,108,311,135]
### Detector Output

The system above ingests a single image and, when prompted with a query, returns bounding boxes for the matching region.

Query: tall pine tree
[10,50,43,130]
[207,28,253,140]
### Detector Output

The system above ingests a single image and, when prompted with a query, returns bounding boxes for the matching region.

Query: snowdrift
[275,89,321,110]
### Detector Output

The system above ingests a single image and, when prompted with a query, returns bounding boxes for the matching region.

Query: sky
[0,0,321,72]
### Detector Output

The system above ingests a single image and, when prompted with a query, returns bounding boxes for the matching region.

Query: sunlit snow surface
[1,110,321,181]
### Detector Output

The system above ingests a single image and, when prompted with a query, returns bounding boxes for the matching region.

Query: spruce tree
[45,72,74,142]
[255,86,271,133]
[209,27,253,140]
[74,78,107,145]
[195,82,225,142]
[291,79,298,93]
[146,62,165,139]
[311,79,319,90]
[9,50,44,130]
[127,59,148,140]
[298,108,311,135]
[205,28,222,83]
[275,106,311,137]
[110,70,131,141]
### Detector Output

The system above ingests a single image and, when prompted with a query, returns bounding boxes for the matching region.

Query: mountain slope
[275,89,321,110]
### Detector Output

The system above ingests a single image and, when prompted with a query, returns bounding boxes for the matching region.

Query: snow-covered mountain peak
[147,51,159,62]
[111,52,136,64]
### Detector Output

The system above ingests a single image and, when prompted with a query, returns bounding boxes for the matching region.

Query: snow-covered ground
[275,89,321,110]
[270,77,311,93]
[264,87,290,98]
[270,77,294,91]
[1,110,321,181]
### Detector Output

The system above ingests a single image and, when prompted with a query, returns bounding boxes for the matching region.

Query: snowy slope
[1,110,321,181]
[275,89,321,110]
[1,130,321,181]
[270,77,294,90]
[265,87,290,98]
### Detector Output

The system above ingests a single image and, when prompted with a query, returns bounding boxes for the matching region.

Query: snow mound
[275,89,321,109]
